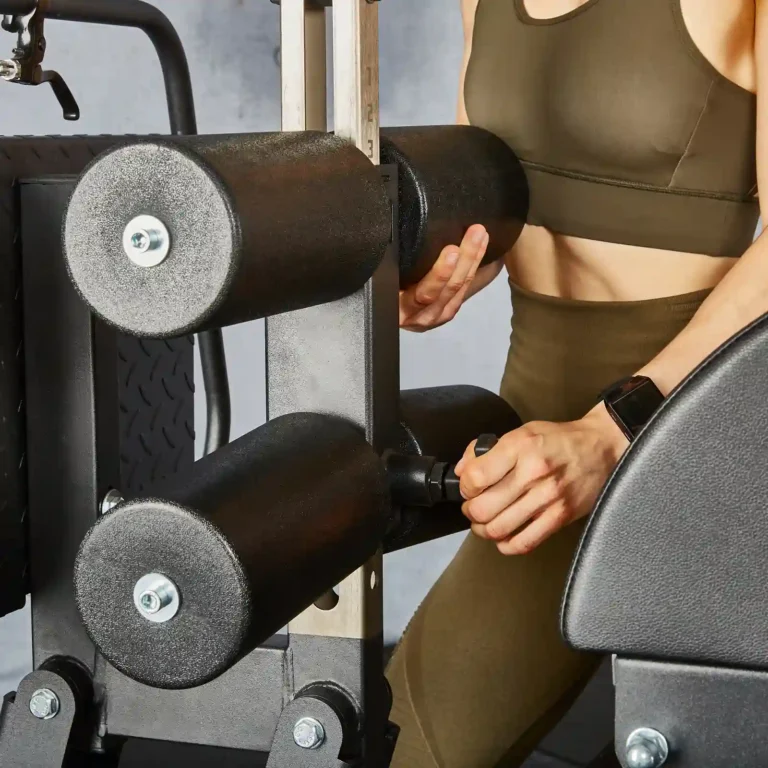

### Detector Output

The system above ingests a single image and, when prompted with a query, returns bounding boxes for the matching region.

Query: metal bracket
[0,2,80,119]
[614,656,768,768]
[0,668,78,768]
[266,688,398,768]
[266,695,347,768]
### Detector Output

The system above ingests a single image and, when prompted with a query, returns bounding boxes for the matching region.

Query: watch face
[612,379,664,439]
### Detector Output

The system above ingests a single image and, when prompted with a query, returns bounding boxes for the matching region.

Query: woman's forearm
[636,229,768,396]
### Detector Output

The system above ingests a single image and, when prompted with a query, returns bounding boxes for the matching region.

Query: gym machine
[2,1,764,768]
[0,0,527,765]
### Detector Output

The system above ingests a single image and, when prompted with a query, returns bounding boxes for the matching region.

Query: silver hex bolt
[29,689,60,720]
[626,728,669,768]
[122,215,171,268]
[133,573,181,623]
[293,717,326,750]
[100,489,124,515]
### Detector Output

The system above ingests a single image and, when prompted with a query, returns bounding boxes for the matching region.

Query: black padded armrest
[562,311,768,671]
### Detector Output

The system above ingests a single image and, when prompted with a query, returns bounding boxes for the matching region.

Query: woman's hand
[454,406,629,555]
[400,224,497,332]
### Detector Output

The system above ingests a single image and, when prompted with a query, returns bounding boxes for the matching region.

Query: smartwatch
[599,375,665,442]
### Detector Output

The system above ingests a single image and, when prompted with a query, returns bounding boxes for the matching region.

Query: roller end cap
[74,499,251,689]
[64,141,238,338]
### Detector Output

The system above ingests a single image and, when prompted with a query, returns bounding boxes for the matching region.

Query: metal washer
[133,572,181,623]
[122,214,171,268]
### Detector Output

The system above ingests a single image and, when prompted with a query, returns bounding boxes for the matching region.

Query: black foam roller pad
[385,385,522,552]
[380,125,529,286]
[64,133,392,338]
[73,412,390,690]
[396,385,522,459]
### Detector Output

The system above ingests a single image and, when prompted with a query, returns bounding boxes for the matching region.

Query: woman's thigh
[387,518,599,768]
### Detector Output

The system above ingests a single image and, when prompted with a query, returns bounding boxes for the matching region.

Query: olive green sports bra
[464,0,759,257]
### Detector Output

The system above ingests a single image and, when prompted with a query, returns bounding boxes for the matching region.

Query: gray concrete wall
[0,0,513,692]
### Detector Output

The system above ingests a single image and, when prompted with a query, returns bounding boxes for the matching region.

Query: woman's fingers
[459,427,546,500]
[399,246,459,323]
[438,225,489,301]
[400,224,489,329]
[431,227,490,322]
[497,502,570,556]
[482,477,562,541]
[461,453,546,524]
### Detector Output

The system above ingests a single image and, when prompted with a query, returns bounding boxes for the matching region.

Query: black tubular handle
[0,0,36,13]
[198,327,231,455]
[40,0,197,135]
[4,0,232,453]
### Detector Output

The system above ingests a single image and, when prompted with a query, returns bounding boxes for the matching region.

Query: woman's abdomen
[506,226,740,303]
[499,278,711,423]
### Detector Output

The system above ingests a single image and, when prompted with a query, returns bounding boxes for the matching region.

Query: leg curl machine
[0,0,527,765]
[0,1,761,767]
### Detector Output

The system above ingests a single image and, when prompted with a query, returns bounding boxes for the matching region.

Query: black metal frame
[0,0,231,456]
[16,171,197,765]
[0,0,229,624]
[611,657,768,768]
[0,156,401,766]
[0,2,402,764]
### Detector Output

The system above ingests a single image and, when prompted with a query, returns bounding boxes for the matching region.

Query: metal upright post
[279,0,327,132]
[270,0,399,763]
[332,0,380,164]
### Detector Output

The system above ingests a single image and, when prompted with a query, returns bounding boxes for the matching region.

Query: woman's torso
[465,0,758,301]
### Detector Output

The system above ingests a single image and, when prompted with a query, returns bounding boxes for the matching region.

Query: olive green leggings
[386,281,711,768]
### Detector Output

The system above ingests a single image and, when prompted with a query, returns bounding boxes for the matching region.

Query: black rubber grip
[474,434,499,456]
[442,434,499,503]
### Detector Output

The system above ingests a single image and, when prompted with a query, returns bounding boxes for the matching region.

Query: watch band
[599,375,665,442]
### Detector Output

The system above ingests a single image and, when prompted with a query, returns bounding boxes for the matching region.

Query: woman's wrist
[583,402,630,463]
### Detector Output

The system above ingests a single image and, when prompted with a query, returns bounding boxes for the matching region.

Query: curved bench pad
[563,312,768,671]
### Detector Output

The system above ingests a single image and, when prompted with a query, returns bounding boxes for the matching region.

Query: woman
[387,1,764,766]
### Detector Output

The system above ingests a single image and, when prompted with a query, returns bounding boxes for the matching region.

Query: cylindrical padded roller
[64,132,392,338]
[380,125,529,286]
[73,413,390,690]
[396,385,522,459]
[385,385,522,552]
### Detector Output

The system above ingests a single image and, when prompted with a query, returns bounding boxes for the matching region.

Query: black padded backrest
[562,311,768,671]
[0,135,195,620]
[0,136,116,617]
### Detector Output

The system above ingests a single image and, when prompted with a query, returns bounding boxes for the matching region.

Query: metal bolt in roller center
[122,215,171,268]
[133,573,181,623]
